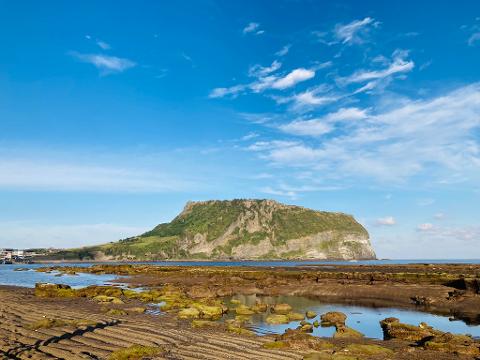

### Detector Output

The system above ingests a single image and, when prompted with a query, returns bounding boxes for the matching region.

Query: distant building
[1,248,34,263]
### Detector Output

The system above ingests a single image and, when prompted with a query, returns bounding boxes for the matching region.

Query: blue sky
[1,1,479,258]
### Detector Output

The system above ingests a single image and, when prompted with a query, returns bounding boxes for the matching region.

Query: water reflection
[225,294,480,340]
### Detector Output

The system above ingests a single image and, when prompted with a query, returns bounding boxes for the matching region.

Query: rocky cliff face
[94,199,376,261]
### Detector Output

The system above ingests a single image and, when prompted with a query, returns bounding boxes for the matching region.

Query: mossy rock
[235,304,255,315]
[235,315,253,323]
[178,307,201,319]
[226,324,255,336]
[192,303,224,320]
[320,312,346,327]
[108,345,163,360]
[191,320,220,328]
[299,323,314,332]
[93,295,124,304]
[287,312,305,321]
[333,325,364,339]
[34,283,76,298]
[106,308,127,316]
[263,341,287,349]
[251,302,268,313]
[266,314,290,325]
[272,303,292,314]
[306,311,317,319]
[344,344,394,356]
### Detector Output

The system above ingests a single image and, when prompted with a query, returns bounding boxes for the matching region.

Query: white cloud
[279,108,367,137]
[271,68,315,89]
[340,50,414,85]
[248,60,282,77]
[376,216,396,226]
[247,140,300,152]
[241,132,259,141]
[249,83,480,182]
[260,186,297,198]
[468,32,480,46]
[210,63,315,98]
[278,85,340,111]
[415,224,480,244]
[417,223,434,231]
[0,222,147,248]
[279,119,333,137]
[209,84,247,98]
[334,17,379,45]
[434,213,446,220]
[71,52,136,74]
[275,44,291,57]
[96,40,111,50]
[243,22,261,34]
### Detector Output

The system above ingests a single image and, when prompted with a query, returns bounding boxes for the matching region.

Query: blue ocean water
[1,259,479,288]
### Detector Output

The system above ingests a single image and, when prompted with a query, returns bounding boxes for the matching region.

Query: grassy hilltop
[45,199,375,261]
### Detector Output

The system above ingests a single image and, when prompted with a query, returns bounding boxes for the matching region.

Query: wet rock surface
[3,263,480,359]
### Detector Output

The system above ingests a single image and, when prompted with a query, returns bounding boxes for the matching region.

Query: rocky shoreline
[1,263,480,359]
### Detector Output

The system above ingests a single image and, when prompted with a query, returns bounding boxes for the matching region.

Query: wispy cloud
[468,32,480,46]
[279,108,368,137]
[248,84,480,183]
[275,85,340,111]
[417,223,434,231]
[314,17,380,46]
[275,44,291,57]
[96,39,111,50]
[271,68,315,89]
[376,216,396,226]
[338,50,414,86]
[243,22,263,35]
[334,17,379,45]
[210,61,315,98]
[417,225,480,241]
[71,52,136,74]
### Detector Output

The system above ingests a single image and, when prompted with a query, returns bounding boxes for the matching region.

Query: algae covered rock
[93,295,124,304]
[287,312,305,321]
[333,325,364,339]
[380,317,439,341]
[34,283,76,298]
[306,310,317,319]
[276,329,335,351]
[266,314,290,324]
[320,312,347,327]
[343,344,394,356]
[235,304,254,315]
[271,303,292,314]
[108,345,163,360]
[422,332,480,356]
[178,307,201,319]
[298,323,314,332]
[251,302,268,313]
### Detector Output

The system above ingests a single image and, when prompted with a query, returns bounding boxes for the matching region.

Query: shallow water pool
[226,294,480,340]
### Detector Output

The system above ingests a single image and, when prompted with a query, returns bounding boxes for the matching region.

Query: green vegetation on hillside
[143,199,247,241]
[271,207,368,245]
[40,199,373,261]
